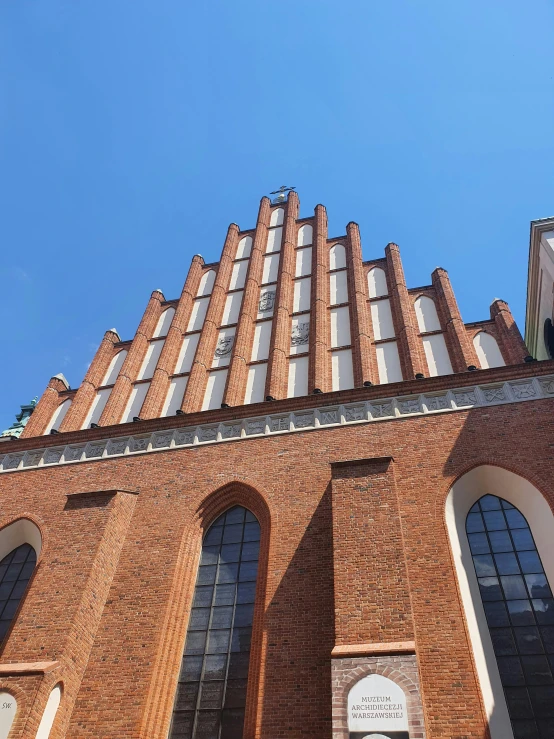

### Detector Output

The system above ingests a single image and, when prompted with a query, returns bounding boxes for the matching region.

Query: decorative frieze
[1,375,552,475]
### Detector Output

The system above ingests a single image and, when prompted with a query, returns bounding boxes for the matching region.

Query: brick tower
[0,191,553,739]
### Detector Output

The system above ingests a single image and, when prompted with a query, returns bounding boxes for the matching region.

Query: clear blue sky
[1,1,553,431]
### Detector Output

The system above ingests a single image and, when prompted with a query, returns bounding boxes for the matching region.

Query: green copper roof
[1,398,37,439]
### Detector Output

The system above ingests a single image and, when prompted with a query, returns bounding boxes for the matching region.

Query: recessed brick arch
[138,480,271,739]
[331,655,426,739]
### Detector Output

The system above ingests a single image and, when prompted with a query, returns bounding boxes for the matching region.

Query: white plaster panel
[371,298,395,340]
[423,333,453,376]
[376,341,403,384]
[102,350,128,386]
[202,370,228,411]
[330,270,348,305]
[262,253,280,284]
[287,355,309,398]
[222,291,243,326]
[138,340,164,380]
[153,307,175,338]
[330,306,351,348]
[35,684,61,739]
[295,247,312,277]
[252,321,272,361]
[297,224,313,246]
[329,243,346,270]
[162,376,188,416]
[367,266,388,298]
[122,382,150,422]
[229,260,248,290]
[197,270,216,297]
[331,349,354,391]
[290,317,310,355]
[293,278,311,313]
[244,363,267,404]
[236,235,252,260]
[415,295,441,333]
[212,328,235,367]
[270,207,284,227]
[82,389,111,429]
[187,297,210,332]
[174,333,200,374]
[0,693,16,739]
[45,399,72,434]
[266,226,283,253]
[474,332,505,369]
[444,466,554,738]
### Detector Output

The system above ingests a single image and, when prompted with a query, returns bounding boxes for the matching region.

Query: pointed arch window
[0,543,36,642]
[169,506,261,739]
[467,494,554,738]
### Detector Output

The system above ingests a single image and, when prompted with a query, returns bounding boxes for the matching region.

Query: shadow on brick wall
[258,483,336,737]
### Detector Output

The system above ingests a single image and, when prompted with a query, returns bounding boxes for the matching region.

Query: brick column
[309,205,331,393]
[140,256,206,418]
[20,375,71,438]
[490,299,528,364]
[99,290,165,426]
[265,191,299,400]
[181,225,238,413]
[331,457,414,646]
[346,222,377,386]
[385,243,425,379]
[223,197,271,407]
[432,267,479,372]
[57,330,122,433]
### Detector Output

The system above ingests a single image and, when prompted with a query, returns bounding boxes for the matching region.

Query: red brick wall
[0,391,552,737]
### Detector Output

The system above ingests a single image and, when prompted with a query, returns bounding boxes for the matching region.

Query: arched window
[367,266,388,298]
[269,208,284,227]
[197,270,216,298]
[169,506,261,739]
[329,244,346,271]
[153,308,176,338]
[473,331,505,369]
[414,295,441,333]
[0,543,37,642]
[44,399,71,435]
[102,350,128,386]
[297,224,313,246]
[466,494,554,738]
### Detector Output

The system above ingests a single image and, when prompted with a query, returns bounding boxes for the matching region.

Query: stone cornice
[1,372,553,476]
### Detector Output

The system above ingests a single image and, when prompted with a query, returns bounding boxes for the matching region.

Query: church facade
[0,191,553,739]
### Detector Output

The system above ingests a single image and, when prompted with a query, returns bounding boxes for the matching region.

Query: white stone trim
[1,375,553,475]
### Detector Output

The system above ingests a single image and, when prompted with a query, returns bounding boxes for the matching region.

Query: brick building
[0,190,553,739]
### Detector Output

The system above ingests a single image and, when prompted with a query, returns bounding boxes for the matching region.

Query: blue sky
[1,0,553,431]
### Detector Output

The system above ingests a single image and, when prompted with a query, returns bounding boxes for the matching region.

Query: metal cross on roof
[270,185,296,204]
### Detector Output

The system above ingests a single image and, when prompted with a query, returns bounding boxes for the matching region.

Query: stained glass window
[467,494,554,738]
[0,543,36,641]
[169,506,261,739]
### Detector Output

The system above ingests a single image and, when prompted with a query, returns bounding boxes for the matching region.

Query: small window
[169,507,261,739]
[0,543,37,642]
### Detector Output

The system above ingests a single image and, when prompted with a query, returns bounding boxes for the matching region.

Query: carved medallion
[214,336,234,358]
[259,291,275,313]
[291,322,310,347]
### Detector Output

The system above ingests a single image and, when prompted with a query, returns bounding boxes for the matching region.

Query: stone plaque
[0,693,16,739]
[348,674,408,739]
